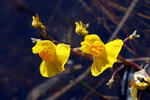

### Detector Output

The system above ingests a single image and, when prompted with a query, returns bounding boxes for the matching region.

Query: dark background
[0,0,150,100]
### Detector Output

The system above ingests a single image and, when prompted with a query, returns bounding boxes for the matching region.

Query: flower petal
[131,85,137,100]
[81,34,103,54]
[91,55,109,76]
[32,40,56,54]
[40,61,64,77]
[56,43,70,70]
[91,39,123,76]
[81,41,91,54]
[104,39,123,66]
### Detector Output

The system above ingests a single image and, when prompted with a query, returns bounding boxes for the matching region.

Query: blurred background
[0,0,150,100]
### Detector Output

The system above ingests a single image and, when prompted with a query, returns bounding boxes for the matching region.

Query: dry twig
[109,0,138,41]
[46,67,90,100]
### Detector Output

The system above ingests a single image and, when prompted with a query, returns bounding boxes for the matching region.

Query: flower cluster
[32,17,123,77]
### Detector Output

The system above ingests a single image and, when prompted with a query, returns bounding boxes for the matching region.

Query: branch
[46,67,90,100]
[108,0,138,41]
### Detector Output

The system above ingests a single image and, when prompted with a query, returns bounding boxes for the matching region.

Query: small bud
[32,14,42,29]
[129,30,140,40]
[106,77,114,88]
[84,23,89,29]
[75,21,89,36]
[31,38,42,43]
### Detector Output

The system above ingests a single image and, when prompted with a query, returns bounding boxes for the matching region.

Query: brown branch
[9,0,33,16]
[92,0,118,25]
[118,55,142,70]
[82,79,119,100]
[125,57,150,62]
[26,75,64,100]
[35,21,142,70]
[108,0,138,41]
[112,65,125,79]
[108,1,150,20]
[82,81,104,100]
[47,0,62,24]
[123,44,137,56]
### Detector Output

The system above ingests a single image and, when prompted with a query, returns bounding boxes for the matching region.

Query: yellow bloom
[132,69,149,90]
[32,40,70,77]
[81,34,123,76]
[130,69,150,100]
[75,21,88,36]
[32,14,44,29]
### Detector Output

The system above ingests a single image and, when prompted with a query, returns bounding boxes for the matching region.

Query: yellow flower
[75,21,88,36]
[81,34,123,76]
[32,14,44,29]
[132,69,150,90]
[130,69,150,100]
[32,40,70,77]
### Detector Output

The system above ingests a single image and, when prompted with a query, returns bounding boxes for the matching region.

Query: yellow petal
[91,39,123,76]
[40,61,64,77]
[89,41,104,56]
[133,70,149,90]
[39,48,55,62]
[84,34,102,44]
[135,82,149,90]
[131,85,137,100]
[91,55,109,76]
[32,40,56,54]
[146,77,150,83]
[81,41,91,54]
[79,21,83,25]
[104,39,123,66]
[81,34,103,54]
[75,21,88,36]
[56,43,70,70]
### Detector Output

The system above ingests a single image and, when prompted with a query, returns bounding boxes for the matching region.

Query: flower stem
[35,24,142,70]
[118,55,142,70]
[112,64,125,79]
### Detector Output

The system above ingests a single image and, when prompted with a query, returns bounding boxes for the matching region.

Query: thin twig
[92,0,117,25]
[108,1,150,20]
[46,67,90,100]
[112,65,125,79]
[123,44,137,56]
[82,80,104,100]
[118,55,142,70]
[126,57,150,62]
[26,75,64,100]
[47,0,62,24]
[80,80,118,100]
[82,79,119,100]
[108,0,138,41]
